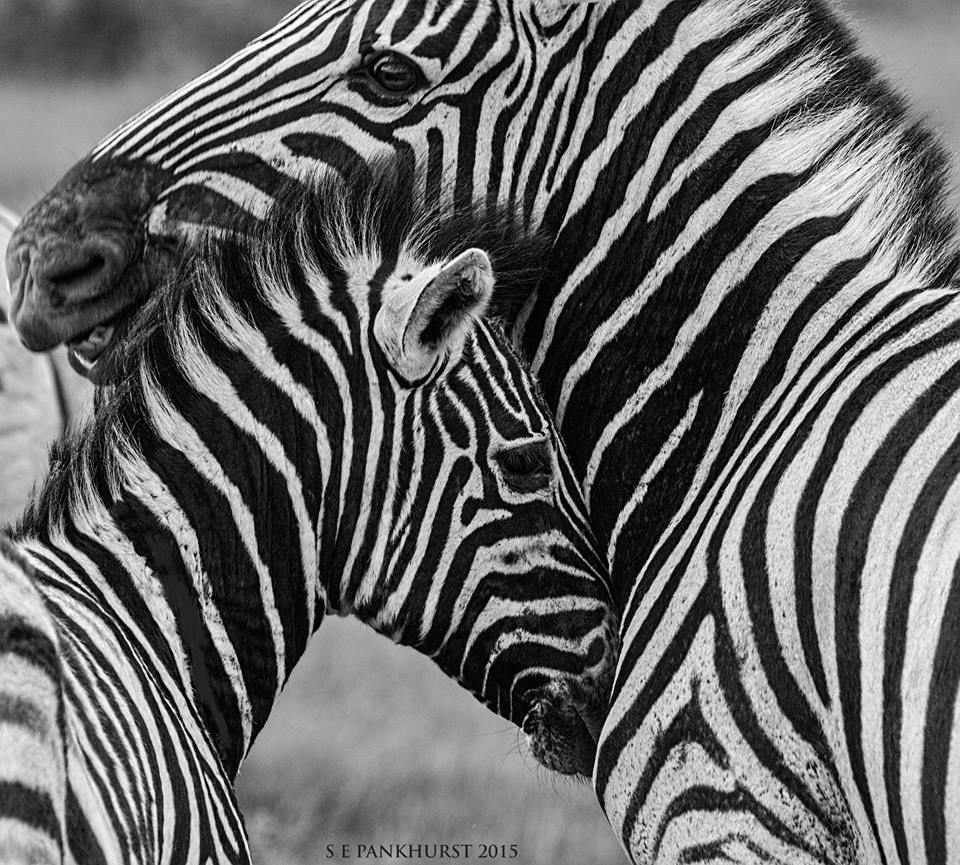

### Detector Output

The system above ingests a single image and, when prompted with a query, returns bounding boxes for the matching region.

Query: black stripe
[0,782,61,849]
[0,615,59,683]
[0,693,50,738]
[921,552,960,865]
[65,787,107,865]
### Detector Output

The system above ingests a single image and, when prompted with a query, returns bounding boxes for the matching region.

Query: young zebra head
[16,163,617,788]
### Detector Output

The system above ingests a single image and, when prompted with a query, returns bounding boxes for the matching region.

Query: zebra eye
[496,440,553,494]
[366,51,423,95]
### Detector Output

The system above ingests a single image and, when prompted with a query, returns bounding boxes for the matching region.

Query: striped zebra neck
[534,2,960,860]
[519,0,960,608]
[8,206,482,779]
[8,182,442,777]
[10,235,336,778]
[595,278,960,854]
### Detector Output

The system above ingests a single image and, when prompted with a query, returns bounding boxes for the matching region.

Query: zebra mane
[770,0,960,285]
[258,157,551,318]
[14,159,549,539]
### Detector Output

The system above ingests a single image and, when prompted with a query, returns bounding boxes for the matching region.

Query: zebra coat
[6,0,960,861]
[0,171,616,863]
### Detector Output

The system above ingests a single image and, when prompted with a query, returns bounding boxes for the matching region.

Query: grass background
[1,2,959,863]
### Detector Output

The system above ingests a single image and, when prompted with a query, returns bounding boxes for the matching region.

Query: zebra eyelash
[494,437,555,495]
[350,47,427,102]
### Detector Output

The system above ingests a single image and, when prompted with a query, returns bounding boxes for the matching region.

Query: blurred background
[1,1,958,863]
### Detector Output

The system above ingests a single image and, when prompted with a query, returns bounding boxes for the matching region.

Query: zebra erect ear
[375,248,494,384]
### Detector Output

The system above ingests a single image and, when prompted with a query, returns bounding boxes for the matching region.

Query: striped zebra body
[1,536,246,865]
[0,170,615,862]
[0,537,68,865]
[7,0,960,861]
[597,281,960,863]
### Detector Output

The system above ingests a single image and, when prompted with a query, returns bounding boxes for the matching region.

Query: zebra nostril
[36,248,112,304]
[46,254,106,289]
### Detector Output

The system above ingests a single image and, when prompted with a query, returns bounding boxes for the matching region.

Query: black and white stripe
[0,169,615,862]
[10,0,960,860]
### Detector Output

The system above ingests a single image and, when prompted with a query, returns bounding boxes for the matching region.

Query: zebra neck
[15,494,317,783]
[11,360,340,777]
[520,0,960,606]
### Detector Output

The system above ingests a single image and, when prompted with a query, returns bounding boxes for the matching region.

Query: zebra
[0,165,617,863]
[7,0,960,861]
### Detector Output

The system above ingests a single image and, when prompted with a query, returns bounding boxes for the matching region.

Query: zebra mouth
[68,321,116,366]
[66,307,134,383]
[522,678,606,778]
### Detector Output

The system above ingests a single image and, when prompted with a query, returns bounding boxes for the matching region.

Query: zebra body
[599,280,960,863]
[0,171,615,862]
[1,534,244,865]
[7,0,960,861]
[0,537,69,865]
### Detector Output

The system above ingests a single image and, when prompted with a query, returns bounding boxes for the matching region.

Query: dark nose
[5,235,128,350]
[32,243,114,307]
[4,157,171,353]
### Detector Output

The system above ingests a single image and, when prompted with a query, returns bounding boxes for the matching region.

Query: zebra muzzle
[520,609,619,778]
[521,677,607,778]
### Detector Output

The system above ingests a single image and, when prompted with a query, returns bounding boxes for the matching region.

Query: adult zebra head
[18,162,617,781]
[5,0,593,381]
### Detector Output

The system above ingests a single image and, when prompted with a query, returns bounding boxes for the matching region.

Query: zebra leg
[0,536,66,865]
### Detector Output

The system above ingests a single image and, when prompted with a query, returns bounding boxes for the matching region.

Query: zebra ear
[375,248,494,383]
